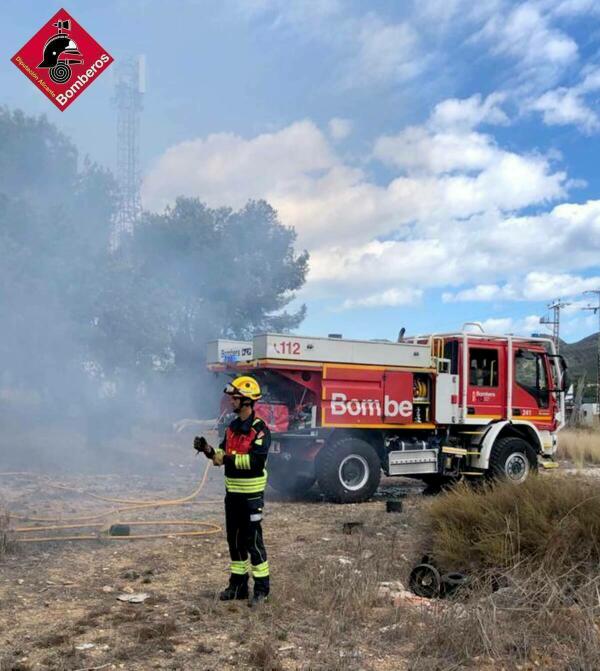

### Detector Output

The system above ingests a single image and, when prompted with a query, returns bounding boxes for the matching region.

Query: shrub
[418,476,600,575]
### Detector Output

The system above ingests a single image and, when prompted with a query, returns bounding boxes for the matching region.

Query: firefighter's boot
[248,575,270,607]
[248,591,269,608]
[219,575,248,601]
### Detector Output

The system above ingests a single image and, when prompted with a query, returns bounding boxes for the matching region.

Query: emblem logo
[11,8,113,111]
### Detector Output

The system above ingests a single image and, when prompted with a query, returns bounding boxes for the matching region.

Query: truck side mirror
[558,355,569,393]
[547,354,569,393]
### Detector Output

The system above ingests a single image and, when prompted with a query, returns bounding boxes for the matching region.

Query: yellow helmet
[224,375,262,401]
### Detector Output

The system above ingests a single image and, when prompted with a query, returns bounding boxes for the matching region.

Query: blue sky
[3,0,600,343]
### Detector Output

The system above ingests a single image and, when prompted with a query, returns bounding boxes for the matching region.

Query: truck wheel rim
[339,455,369,491]
[505,452,529,482]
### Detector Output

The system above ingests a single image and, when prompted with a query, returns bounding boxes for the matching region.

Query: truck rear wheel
[316,436,381,503]
[488,436,537,484]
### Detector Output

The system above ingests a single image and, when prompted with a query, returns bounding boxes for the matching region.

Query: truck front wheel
[488,436,537,484]
[316,436,381,503]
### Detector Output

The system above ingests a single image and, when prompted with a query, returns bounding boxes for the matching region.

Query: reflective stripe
[230,559,250,575]
[225,471,267,494]
[235,454,251,470]
[214,448,225,457]
[252,418,262,426]
[251,561,269,578]
[254,438,263,446]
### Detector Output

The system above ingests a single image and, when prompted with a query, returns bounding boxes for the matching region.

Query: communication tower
[112,55,145,246]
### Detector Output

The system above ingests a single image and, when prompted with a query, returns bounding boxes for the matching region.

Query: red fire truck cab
[207,325,568,502]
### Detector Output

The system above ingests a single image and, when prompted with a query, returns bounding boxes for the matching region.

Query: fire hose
[0,460,222,543]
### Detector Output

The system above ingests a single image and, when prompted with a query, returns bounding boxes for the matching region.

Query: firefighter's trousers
[225,492,269,595]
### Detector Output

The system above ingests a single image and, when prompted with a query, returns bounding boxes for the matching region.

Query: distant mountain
[561,333,598,384]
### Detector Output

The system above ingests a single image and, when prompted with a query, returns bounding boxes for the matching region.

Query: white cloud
[349,14,424,86]
[239,2,426,88]
[475,315,542,336]
[307,201,600,301]
[142,120,336,214]
[374,93,512,175]
[142,91,600,313]
[475,2,578,88]
[328,117,353,140]
[413,0,503,25]
[527,67,600,133]
[529,88,599,132]
[374,128,498,174]
[444,272,600,303]
[340,288,423,310]
[551,0,600,17]
[144,113,566,251]
[430,93,509,130]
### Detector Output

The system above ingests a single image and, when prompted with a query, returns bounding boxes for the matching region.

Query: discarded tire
[441,572,469,596]
[408,563,442,598]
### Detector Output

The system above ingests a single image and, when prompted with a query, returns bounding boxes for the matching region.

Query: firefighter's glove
[193,436,214,457]
[212,451,225,467]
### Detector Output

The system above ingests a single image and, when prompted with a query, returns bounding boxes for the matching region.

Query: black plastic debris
[386,500,403,513]
[109,524,131,537]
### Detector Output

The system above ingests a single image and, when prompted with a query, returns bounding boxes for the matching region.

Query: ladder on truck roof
[207,333,434,369]
[406,324,560,426]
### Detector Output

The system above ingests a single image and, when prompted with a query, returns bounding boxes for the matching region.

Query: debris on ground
[378,580,434,607]
[116,592,150,603]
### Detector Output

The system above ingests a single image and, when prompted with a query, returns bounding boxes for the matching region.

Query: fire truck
[207,325,568,502]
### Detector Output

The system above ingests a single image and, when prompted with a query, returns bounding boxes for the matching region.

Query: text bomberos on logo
[11,8,113,111]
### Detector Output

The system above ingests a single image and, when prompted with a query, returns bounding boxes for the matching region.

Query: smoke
[0,108,307,474]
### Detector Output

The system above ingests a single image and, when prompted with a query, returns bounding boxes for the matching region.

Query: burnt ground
[0,429,426,671]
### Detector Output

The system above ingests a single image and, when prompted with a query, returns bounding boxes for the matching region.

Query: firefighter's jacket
[215,413,271,494]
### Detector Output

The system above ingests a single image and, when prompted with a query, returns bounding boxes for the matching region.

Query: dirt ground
[0,431,427,671]
[2,426,597,671]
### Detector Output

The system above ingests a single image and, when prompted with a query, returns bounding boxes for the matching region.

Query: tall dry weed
[418,476,600,575]
[0,508,9,559]
[557,428,600,466]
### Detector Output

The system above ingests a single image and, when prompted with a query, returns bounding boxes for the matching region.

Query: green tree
[0,107,309,427]
[0,108,118,415]
[91,198,308,416]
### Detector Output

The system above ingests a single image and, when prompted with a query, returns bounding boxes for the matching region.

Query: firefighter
[194,375,271,606]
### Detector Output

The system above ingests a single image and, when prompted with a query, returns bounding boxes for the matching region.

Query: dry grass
[386,568,600,671]
[392,476,600,670]
[557,427,600,466]
[418,476,600,576]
